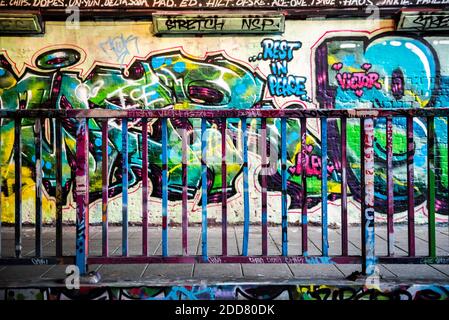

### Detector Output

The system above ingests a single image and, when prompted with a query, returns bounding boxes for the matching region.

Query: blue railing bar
[242,117,250,256]
[201,118,208,261]
[321,117,329,257]
[122,118,129,257]
[162,118,169,257]
[281,117,288,256]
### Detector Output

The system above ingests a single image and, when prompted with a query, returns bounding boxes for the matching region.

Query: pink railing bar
[182,123,189,256]
[34,118,43,257]
[55,118,63,257]
[360,118,376,275]
[360,118,367,271]
[142,118,149,256]
[0,118,2,257]
[75,118,89,274]
[340,117,348,256]
[406,116,415,256]
[14,117,22,258]
[427,116,436,258]
[386,117,395,256]
[261,118,268,256]
[87,255,364,265]
[300,117,308,255]
[221,118,228,256]
[4,107,449,119]
[101,119,109,257]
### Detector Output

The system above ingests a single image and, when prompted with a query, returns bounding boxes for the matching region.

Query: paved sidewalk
[1,225,449,287]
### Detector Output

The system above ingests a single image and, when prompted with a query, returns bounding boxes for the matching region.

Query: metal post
[321,117,328,257]
[300,117,308,256]
[261,118,268,256]
[75,118,89,275]
[386,117,395,256]
[122,118,129,257]
[341,117,348,256]
[406,116,415,256]
[201,118,208,260]
[361,118,376,276]
[427,116,436,257]
[242,117,250,256]
[34,118,43,257]
[182,122,188,256]
[162,118,168,257]
[0,117,2,257]
[221,118,228,256]
[281,117,288,256]
[102,119,109,257]
[55,118,63,257]
[142,118,148,256]
[14,117,22,258]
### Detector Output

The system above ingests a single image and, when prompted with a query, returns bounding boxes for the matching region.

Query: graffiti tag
[249,39,309,101]
[332,62,381,97]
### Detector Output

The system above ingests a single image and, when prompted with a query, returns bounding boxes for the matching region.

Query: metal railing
[1,108,449,276]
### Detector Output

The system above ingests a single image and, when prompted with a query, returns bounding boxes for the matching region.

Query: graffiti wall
[0,19,448,225]
[2,284,449,300]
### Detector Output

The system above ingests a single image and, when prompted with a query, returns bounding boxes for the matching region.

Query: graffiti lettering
[207,257,222,263]
[249,39,309,100]
[99,34,139,66]
[333,62,382,97]
[288,146,341,178]
[6,0,31,7]
[241,18,277,32]
[68,0,101,6]
[261,39,301,62]
[165,17,225,31]
[31,0,65,6]
[267,74,307,97]
[412,14,449,30]
[248,257,264,263]
[31,258,49,265]
[1,0,449,8]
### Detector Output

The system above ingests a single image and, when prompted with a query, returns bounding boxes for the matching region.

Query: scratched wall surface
[0,19,448,225]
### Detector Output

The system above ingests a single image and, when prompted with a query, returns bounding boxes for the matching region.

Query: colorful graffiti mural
[0,48,264,202]
[0,20,448,225]
[315,33,449,214]
[0,48,269,223]
[2,284,449,300]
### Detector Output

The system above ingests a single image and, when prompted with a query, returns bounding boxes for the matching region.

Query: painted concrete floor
[1,225,449,287]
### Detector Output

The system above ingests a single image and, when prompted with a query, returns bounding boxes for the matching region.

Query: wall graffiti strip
[2,284,449,300]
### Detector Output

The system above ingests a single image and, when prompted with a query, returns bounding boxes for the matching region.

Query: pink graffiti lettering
[288,149,341,178]
[333,62,382,97]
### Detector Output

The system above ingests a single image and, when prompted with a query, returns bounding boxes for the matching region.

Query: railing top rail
[1,108,449,119]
